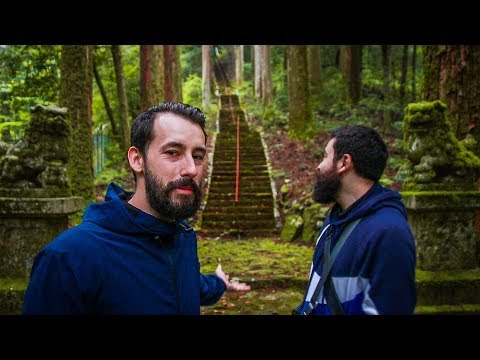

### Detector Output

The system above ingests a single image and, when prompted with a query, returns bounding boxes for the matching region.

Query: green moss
[403,100,480,191]
[415,268,480,282]
[415,304,480,314]
[198,238,313,279]
[402,190,480,199]
[0,278,28,291]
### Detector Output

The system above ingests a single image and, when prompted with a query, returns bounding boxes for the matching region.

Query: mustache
[165,177,200,193]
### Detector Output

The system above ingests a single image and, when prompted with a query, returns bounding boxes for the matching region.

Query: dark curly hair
[330,125,388,182]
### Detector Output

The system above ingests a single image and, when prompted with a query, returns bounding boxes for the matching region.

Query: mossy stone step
[201,220,276,229]
[215,134,261,141]
[213,160,268,166]
[203,213,274,222]
[416,268,480,306]
[211,175,270,181]
[206,193,273,201]
[203,204,274,212]
[414,304,480,314]
[203,202,274,208]
[211,170,269,176]
[213,153,267,159]
[212,164,268,170]
[209,181,271,187]
[214,140,262,148]
[207,184,271,190]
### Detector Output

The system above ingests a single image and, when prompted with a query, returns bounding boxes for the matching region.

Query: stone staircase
[200,95,277,238]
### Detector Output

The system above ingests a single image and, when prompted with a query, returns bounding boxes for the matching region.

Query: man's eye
[193,154,205,164]
[166,150,179,156]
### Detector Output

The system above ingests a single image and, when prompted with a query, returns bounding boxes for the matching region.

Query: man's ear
[338,153,353,174]
[128,146,144,174]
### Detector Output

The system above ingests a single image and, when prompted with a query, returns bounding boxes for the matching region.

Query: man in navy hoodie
[297,125,416,315]
[23,102,250,315]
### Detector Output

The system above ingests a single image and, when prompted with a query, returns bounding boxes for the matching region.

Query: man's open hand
[215,263,251,291]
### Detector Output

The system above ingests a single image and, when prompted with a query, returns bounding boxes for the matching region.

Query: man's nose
[180,155,198,178]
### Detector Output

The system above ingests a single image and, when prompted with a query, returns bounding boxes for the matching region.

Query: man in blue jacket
[23,102,250,315]
[297,125,416,315]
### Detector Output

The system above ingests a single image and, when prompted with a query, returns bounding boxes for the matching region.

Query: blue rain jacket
[23,182,226,315]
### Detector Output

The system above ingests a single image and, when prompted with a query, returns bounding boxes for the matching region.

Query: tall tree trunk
[339,45,361,104]
[287,45,313,140]
[421,45,441,101]
[234,45,244,86]
[381,45,392,129]
[399,45,409,105]
[93,58,117,136]
[163,45,183,102]
[59,45,94,204]
[307,45,322,103]
[202,45,212,111]
[140,45,164,111]
[411,45,417,102]
[254,45,262,99]
[423,45,480,146]
[261,45,273,106]
[111,45,130,154]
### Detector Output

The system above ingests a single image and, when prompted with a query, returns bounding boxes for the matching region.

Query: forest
[1,45,480,315]
[1,45,479,218]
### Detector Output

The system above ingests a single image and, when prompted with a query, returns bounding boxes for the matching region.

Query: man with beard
[23,102,250,315]
[295,125,416,315]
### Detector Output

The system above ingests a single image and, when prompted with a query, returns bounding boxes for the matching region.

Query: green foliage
[379,174,393,187]
[103,139,125,168]
[94,166,130,188]
[121,45,140,119]
[93,138,132,191]
[182,73,202,108]
[270,46,288,112]
[319,66,345,110]
[327,102,369,126]
[0,45,61,139]
[0,121,23,141]
[181,45,202,80]
[270,169,286,180]
[243,62,252,82]
[313,148,324,160]
[92,46,117,132]
[92,45,140,135]
[262,102,288,129]
[181,73,219,134]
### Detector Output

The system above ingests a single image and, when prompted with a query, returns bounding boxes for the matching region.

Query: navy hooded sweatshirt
[22,182,226,315]
[299,182,416,315]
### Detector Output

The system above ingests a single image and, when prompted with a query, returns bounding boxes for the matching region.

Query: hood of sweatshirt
[82,182,190,237]
[327,182,407,230]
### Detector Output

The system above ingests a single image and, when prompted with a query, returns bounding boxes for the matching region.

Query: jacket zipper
[163,223,193,314]
[167,252,179,314]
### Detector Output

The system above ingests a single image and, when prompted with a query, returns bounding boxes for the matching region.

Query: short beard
[313,166,340,204]
[144,164,202,221]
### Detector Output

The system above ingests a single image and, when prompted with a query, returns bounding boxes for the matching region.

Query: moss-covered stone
[403,100,480,191]
[402,191,480,270]
[0,104,71,192]
[301,203,324,244]
[0,278,27,314]
[416,267,480,308]
[0,196,84,278]
[280,214,303,242]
